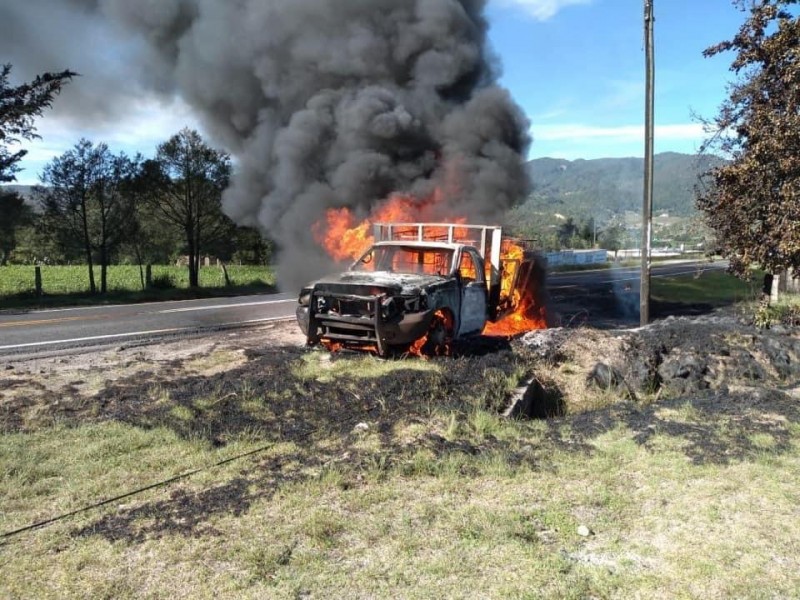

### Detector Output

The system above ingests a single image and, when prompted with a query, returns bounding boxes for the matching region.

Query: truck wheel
[422,310,453,356]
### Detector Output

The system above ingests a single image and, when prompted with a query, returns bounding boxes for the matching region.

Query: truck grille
[310,288,388,349]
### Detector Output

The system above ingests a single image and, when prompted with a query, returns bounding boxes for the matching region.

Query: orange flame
[311,209,373,263]
[483,240,547,337]
[408,309,453,358]
[321,340,380,355]
[311,193,440,262]
[321,340,343,353]
[482,296,547,337]
[312,191,466,263]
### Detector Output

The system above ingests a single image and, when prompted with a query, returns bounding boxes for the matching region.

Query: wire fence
[0,265,274,297]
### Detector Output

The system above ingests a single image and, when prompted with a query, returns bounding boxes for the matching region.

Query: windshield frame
[351,244,456,276]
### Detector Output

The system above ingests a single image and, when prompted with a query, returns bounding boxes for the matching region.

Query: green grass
[652,270,762,306]
[550,255,709,273]
[0,264,275,309]
[2,348,800,598]
[292,351,442,384]
[754,293,800,328]
[2,411,798,598]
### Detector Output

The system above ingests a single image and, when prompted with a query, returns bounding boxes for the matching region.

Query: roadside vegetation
[0,265,275,309]
[1,72,273,303]
[651,269,763,307]
[1,333,798,598]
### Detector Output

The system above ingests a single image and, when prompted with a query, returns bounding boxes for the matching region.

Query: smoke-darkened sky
[3,0,537,287]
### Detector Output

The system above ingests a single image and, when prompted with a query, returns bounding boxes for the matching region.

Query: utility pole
[641,0,655,326]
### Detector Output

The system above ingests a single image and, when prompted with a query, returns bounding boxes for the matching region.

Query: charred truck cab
[296,223,536,356]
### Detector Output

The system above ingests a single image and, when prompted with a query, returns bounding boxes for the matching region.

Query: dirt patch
[0,320,527,444]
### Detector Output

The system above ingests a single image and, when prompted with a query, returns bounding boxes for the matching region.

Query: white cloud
[527,122,708,159]
[495,0,593,21]
[533,123,705,142]
[11,95,202,184]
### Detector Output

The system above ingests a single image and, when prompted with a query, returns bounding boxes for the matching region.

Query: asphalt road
[547,259,728,291]
[0,292,298,356]
[0,260,727,357]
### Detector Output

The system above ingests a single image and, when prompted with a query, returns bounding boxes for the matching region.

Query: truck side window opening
[459,251,477,283]
[432,252,448,274]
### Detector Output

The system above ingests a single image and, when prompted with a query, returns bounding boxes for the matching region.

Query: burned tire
[420,310,454,356]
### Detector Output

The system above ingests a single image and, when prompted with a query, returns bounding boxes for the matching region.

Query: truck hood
[312,270,445,295]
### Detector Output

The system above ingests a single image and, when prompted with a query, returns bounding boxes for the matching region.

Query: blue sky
[489,0,745,159]
[12,0,747,185]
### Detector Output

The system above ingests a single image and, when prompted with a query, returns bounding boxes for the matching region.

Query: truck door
[457,248,488,336]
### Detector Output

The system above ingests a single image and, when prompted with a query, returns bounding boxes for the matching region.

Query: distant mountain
[526,152,724,218]
[5,153,720,219]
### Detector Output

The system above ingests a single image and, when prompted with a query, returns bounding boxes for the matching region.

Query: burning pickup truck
[296,222,546,356]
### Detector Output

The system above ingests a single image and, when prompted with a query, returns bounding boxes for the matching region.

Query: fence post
[145,264,152,289]
[35,266,42,297]
[771,273,780,305]
[789,274,800,294]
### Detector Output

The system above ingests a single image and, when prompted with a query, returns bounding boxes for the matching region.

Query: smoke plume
[2,0,531,288]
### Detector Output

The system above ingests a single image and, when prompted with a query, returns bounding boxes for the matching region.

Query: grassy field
[652,269,763,306]
[1,345,799,598]
[0,264,275,308]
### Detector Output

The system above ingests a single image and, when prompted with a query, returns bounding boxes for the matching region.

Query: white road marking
[158,299,295,314]
[0,317,291,351]
[13,294,295,315]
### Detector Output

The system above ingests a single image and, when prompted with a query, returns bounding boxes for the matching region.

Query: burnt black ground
[548,282,716,329]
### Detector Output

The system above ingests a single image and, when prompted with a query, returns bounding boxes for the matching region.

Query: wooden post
[35,266,42,297]
[640,0,655,327]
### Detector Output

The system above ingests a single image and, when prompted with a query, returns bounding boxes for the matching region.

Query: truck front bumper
[296,298,434,354]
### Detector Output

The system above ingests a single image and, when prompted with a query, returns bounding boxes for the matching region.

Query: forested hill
[6,151,720,218]
[2,185,36,206]
[526,152,724,217]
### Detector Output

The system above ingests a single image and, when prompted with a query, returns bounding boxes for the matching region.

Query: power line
[0,442,276,542]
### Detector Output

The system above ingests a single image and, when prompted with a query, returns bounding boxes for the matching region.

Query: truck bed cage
[373,222,503,270]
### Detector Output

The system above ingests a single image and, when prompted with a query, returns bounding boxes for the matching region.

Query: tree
[557,217,581,249]
[579,217,596,247]
[599,220,626,259]
[0,190,34,264]
[39,140,138,293]
[0,64,74,183]
[697,1,800,290]
[118,195,182,264]
[141,129,232,288]
[9,219,72,265]
[231,227,274,265]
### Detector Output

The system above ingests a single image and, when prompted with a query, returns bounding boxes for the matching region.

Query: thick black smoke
[2,0,531,288]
